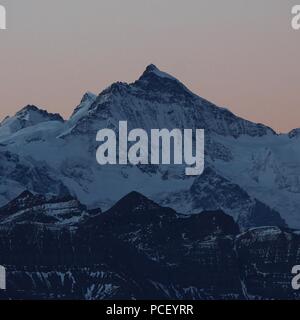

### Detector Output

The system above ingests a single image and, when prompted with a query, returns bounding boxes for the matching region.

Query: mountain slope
[159,167,287,229]
[0,191,94,225]
[0,192,299,300]
[0,105,64,139]
[0,65,299,228]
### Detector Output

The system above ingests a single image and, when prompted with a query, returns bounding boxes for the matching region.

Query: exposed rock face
[0,65,300,299]
[0,192,299,300]
[236,227,300,299]
[0,105,64,137]
[1,65,300,229]
[159,167,286,230]
[0,190,95,225]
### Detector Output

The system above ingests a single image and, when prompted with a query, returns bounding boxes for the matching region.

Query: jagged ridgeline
[0,191,299,300]
[0,65,300,299]
[0,65,299,229]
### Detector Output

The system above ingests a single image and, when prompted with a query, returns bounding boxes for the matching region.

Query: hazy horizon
[0,0,299,132]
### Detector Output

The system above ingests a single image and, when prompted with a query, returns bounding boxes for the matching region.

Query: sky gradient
[0,0,299,132]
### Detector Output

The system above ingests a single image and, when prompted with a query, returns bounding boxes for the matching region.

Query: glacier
[0,64,299,228]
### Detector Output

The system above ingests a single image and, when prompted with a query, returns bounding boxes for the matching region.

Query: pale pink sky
[0,0,299,132]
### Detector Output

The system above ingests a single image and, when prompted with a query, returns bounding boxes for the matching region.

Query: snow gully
[96,121,205,176]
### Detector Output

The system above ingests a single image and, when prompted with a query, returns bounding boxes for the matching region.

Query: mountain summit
[139,64,179,81]
[133,64,197,99]
[0,105,64,138]
[0,65,299,228]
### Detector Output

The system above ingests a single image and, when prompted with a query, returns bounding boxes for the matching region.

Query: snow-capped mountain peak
[0,105,64,138]
[15,105,64,123]
[133,64,194,99]
[139,64,179,81]
[69,92,97,123]
[0,65,300,229]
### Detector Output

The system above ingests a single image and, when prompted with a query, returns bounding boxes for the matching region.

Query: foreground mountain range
[0,191,299,300]
[0,64,299,230]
